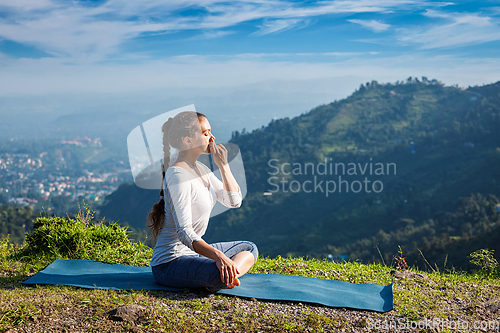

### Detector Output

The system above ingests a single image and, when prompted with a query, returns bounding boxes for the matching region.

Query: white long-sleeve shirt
[150,161,242,267]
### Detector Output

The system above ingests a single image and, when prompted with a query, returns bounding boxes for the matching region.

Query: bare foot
[226,277,240,289]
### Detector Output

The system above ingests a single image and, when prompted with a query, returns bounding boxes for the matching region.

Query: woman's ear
[182,137,193,149]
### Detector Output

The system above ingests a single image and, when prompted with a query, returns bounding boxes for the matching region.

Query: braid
[160,118,173,197]
[147,117,174,243]
[162,118,173,169]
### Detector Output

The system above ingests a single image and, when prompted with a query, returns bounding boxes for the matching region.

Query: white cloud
[0,0,54,11]
[205,51,367,59]
[0,0,434,62]
[398,10,500,48]
[189,30,236,40]
[0,1,494,102]
[298,52,364,57]
[423,8,451,19]
[490,7,500,15]
[253,18,307,35]
[348,19,390,32]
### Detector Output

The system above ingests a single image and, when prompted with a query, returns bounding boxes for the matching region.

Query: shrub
[0,234,15,262]
[15,205,152,266]
[469,249,499,276]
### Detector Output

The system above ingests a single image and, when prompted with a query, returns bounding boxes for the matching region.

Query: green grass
[1,253,499,332]
[1,210,499,332]
[12,207,152,270]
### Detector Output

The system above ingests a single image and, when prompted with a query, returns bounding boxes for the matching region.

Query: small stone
[485,300,500,313]
[108,304,145,322]
[390,270,431,281]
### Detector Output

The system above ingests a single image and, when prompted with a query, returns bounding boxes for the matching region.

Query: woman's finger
[220,265,226,285]
[215,145,227,162]
[227,265,232,282]
[232,266,237,284]
[228,266,233,285]
[232,265,238,284]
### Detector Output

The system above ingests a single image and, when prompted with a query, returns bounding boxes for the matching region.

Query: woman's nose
[209,134,215,142]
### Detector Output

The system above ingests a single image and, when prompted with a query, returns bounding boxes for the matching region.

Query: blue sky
[0,0,499,136]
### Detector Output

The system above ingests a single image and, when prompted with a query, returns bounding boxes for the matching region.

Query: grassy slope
[2,210,499,332]
[1,253,499,332]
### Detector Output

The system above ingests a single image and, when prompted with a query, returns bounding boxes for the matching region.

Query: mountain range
[99,78,500,270]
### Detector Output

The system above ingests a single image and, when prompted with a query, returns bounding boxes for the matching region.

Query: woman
[147,111,258,292]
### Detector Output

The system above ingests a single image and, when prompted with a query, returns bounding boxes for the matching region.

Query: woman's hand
[209,137,240,193]
[209,140,229,169]
[192,240,240,289]
[215,252,240,288]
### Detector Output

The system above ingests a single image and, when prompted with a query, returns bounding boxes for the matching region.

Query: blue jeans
[151,241,258,292]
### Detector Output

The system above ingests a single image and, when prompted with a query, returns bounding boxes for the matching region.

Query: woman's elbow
[176,230,197,250]
[230,199,242,208]
[220,196,242,208]
[232,194,243,208]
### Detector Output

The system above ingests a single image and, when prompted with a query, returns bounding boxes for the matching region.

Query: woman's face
[191,117,215,154]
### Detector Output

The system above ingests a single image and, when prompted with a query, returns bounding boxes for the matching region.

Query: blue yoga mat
[23,259,393,312]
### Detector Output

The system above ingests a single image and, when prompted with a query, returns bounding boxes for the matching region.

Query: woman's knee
[245,241,259,263]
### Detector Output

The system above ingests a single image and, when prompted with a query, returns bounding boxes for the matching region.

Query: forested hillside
[99,78,500,270]
[0,205,37,244]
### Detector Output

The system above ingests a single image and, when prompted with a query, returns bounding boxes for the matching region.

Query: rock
[390,270,431,281]
[108,304,145,322]
[485,300,500,313]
